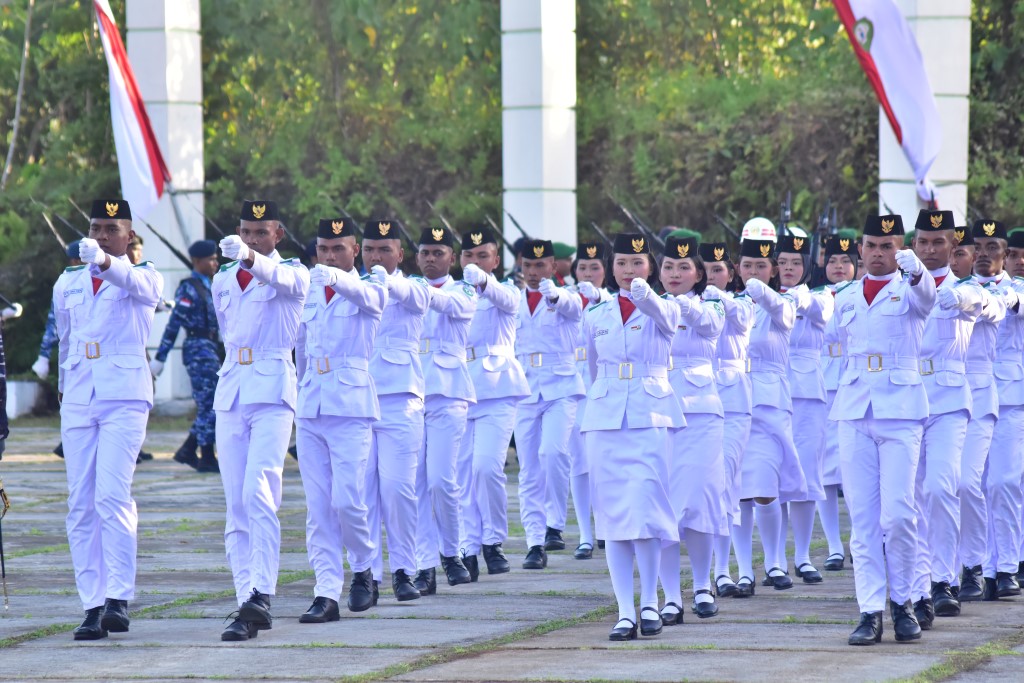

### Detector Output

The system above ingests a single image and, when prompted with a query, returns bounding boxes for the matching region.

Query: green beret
[552,242,575,259]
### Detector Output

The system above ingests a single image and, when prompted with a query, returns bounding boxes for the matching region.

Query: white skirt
[669,413,728,536]
[722,412,751,525]
[740,404,807,503]
[791,398,827,501]
[822,390,842,486]
[587,427,678,542]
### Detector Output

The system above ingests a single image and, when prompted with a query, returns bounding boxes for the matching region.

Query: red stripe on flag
[94,2,170,194]
[832,0,903,145]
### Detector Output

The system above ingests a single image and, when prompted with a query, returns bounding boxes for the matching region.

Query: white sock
[713,533,733,579]
[570,473,593,546]
[778,502,790,571]
[684,528,714,595]
[790,500,817,568]
[733,500,755,581]
[633,538,662,612]
[605,540,636,621]
[659,541,683,607]
[755,500,783,575]
[818,485,844,557]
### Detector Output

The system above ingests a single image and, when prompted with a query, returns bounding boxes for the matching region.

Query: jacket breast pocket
[552,363,578,377]
[217,292,231,312]
[838,307,856,329]
[300,304,317,323]
[588,380,609,401]
[109,355,145,370]
[880,296,909,317]
[100,286,130,319]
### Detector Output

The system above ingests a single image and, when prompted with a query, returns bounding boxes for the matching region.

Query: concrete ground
[1,417,1023,683]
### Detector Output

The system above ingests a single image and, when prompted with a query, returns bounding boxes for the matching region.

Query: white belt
[419,338,466,360]
[574,346,587,362]
[822,342,843,358]
[918,358,965,376]
[225,345,291,365]
[596,362,668,380]
[965,360,993,374]
[747,358,787,374]
[308,356,369,375]
[716,358,750,373]
[466,344,515,362]
[71,341,146,359]
[517,352,575,368]
[670,356,713,371]
[848,355,919,372]
[374,336,419,353]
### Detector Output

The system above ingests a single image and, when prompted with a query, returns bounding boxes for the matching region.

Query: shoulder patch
[462,284,475,298]
[360,274,370,281]
[835,281,857,294]
[659,292,669,299]
[64,265,86,272]
[1014,276,1024,282]
[218,260,239,272]
[282,258,303,267]
[589,301,609,311]
[132,260,154,268]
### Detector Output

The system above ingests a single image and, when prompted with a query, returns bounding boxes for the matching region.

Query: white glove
[935,286,962,311]
[1,303,22,320]
[32,355,50,380]
[896,249,925,277]
[219,235,251,262]
[538,278,560,301]
[787,284,810,309]
[462,263,487,287]
[150,359,165,377]
[1003,286,1020,310]
[311,263,350,288]
[702,285,724,301]
[630,277,651,301]
[78,238,107,266]
[577,281,601,303]
[675,293,694,315]
[743,277,768,299]
[369,265,389,286]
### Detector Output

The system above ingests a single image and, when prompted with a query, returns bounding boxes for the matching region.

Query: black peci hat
[91,199,132,220]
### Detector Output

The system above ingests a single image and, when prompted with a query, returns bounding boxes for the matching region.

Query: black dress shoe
[597,539,605,549]
[196,444,219,473]
[983,576,999,601]
[931,581,961,617]
[608,617,637,641]
[959,565,984,602]
[54,442,65,459]
[522,545,548,569]
[300,596,340,623]
[462,553,480,582]
[173,433,199,469]
[441,554,472,585]
[766,567,793,590]
[138,450,153,461]
[288,444,298,460]
[715,574,738,598]
[891,599,922,642]
[392,569,421,601]
[848,611,882,646]
[100,598,130,633]
[220,613,258,641]
[824,552,845,571]
[73,606,108,641]
[691,590,719,618]
[239,588,272,630]
[733,575,755,598]
[913,597,934,631]
[1017,561,1024,585]
[482,543,511,574]
[639,607,662,636]
[372,580,380,605]
[413,568,436,595]
[573,543,593,560]
[996,572,1021,597]
[543,526,566,551]
[347,569,376,612]
[660,601,683,625]
[796,562,823,584]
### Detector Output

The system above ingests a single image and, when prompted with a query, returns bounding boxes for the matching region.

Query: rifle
[468,198,517,258]
[40,212,68,252]
[608,194,665,248]
[425,200,460,243]
[778,190,793,237]
[588,221,615,249]
[190,204,227,239]
[499,204,532,240]
[0,477,8,610]
[713,213,742,244]
[880,193,896,215]
[136,216,193,269]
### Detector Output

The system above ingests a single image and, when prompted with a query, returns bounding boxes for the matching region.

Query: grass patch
[0,623,76,648]
[891,633,1024,683]
[8,543,69,558]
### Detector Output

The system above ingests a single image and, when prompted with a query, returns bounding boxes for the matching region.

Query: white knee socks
[733,500,755,581]
[684,528,714,600]
[790,500,817,568]
[605,540,636,621]
[818,484,844,558]
[755,499,783,574]
[570,473,593,546]
[633,538,662,612]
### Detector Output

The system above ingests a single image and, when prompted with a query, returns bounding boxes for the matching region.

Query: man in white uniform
[54,199,163,640]
[212,200,309,641]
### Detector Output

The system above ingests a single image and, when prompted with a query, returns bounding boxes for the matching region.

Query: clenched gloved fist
[538,278,560,301]
[32,355,50,380]
[702,285,725,301]
[936,286,962,311]
[78,238,107,266]
[743,277,768,299]
[1,303,22,320]
[462,263,487,287]
[149,359,165,377]
[895,249,925,277]
[577,281,601,303]
[219,235,251,262]
[630,278,652,302]
[369,265,390,286]
[309,264,341,288]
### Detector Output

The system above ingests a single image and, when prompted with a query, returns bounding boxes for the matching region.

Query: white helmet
[741,217,777,242]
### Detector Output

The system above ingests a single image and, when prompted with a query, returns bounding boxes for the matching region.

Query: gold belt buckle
[85,342,101,359]
[919,358,935,376]
[829,343,842,358]
[238,347,253,365]
[866,354,883,372]
[574,347,586,362]
[618,362,634,380]
[744,358,752,373]
[317,357,331,375]
[419,339,431,354]
[530,353,543,368]
[466,347,477,362]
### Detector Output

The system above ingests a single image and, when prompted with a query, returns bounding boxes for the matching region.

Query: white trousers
[821,390,842,486]
[61,399,148,609]
[839,413,922,612]
[514,396,578,547]
[458,397,518,555]
[984,406,1024,576]
[416,395,469,568]
[791,398,826,501]
[958,414,996,571]
[216,402,292,605]
[296,415,376,599]
[912,410,968,596]
[366,393,423,580]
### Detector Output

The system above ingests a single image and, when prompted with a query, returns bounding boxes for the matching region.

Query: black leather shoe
[239,588,272,630]
[913,597,934,631]
[608,617,637,641]
[54,442,65,459]
[597,539,605,549]
[733,575,755,598]
[392,569,421,602]
[220,613,258,641]
[522,545,548,569]
[639,607,662,636]
[1017,561,1024,585]
[543,526,565,551]
[766,567,793,590]
[413,568,436,595]
[891,599,922,642]
[196,444,220,473]
[796,562,823,584]
[372,580,380,605]
[173,433,199,469]
[482,543,511,574]
[691,590,719,619]
[441,554,472,585]
[574,543,593,560]
[931,581,960,617]
[715,574,738,598]
[300,596,340,623]
[824,552,845,571]
[100,598,129,633]
[347,569,376,612]
[462,552,480,582]
[983,576,999,601]
[959,565,983,602]
[138,450,153,461]
[287,444,298,460]
[73,606,108,641]
[996,572,1021,597]
[660,601,683,625]
[848,611,882,646]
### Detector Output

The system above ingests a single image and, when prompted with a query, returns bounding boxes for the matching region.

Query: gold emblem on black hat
[984,222,996,236]
[881,218,895,233]
[839,239,850,251]
[431,228,444,242]
[331,220,344,235]
[586,246,598,258]
[792,238,805,251]
[631,238,645,253]
[105,202,119,218]
[252,204,266,220]
[759,243,771,258]
[713,247,725,261]
[471,232,483,246]
[676,243,689,258]
[379,222,391,236]
[930,214,943,229]
[533,245,545,258]
[955,229,965,244]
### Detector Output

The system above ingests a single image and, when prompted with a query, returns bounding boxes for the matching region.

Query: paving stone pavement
[2,420,1024,682]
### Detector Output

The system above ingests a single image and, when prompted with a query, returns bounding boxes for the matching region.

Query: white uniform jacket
[989,274,1024,407]
[668,292,724,416]
[918,273,984,417]
[714,291,755,414]
[786,284,834,402]
[420,275,477,402]
[466,274,530,401]
[962,277,1008,419]
[516,285,586,403]
[574,286,613,390]
[371,271,429,399]
[821,285,845,392]
[747,285,797,410]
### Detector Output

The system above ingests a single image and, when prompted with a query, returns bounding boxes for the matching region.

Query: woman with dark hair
[733,239,807,595]
[581,233,681,641]
[700,243,755,598]
[657,236,728,622]
[775,235,835,585]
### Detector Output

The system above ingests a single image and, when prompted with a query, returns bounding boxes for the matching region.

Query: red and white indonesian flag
[834,0,942,201]
[94,0,170,219]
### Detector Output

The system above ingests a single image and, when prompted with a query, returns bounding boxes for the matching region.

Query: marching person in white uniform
[413,227,476,590]
[513,240,586,569]
[212,200,310,641]
[581,233,683,641]
[831,214,934,646]
[657,235,728,622]
[361,219,428,601]
[55,199,163,640]
[457,227,530,579]
[294,218,385,622]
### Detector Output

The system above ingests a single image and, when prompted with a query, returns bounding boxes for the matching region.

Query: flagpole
[164,179,194,250]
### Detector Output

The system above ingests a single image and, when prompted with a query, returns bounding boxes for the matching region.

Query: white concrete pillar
[879,1,971,225]
[501,0,576,260]
[126,0,204,411]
